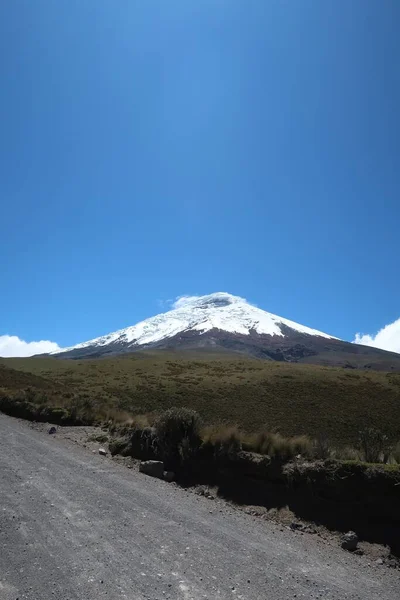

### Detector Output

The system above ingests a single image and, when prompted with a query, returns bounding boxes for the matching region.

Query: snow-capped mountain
[51,293,400,370]
[53,293,335,355]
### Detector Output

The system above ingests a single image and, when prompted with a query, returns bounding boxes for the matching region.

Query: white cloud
[0,335,61,358]
[172,295,201,309]
[171,293,256,310]
[353,317,400,354]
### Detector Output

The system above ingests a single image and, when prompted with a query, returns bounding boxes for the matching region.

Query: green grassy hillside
[1,351,400,445]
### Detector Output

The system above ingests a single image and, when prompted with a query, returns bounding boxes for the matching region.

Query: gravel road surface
[0,414,398,600]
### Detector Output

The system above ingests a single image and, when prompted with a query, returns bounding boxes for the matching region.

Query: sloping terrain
[145,327,400,371]
[0,362,61,394]
[2,352,400,444]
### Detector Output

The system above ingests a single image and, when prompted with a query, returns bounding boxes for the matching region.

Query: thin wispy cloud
[0,335,61,358]
[168,292,257,308]
[353,317,400,354]
[172,295,201,309]
[171,293,255,310]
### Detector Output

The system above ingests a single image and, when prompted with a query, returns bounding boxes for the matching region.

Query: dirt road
[0,414,398,599]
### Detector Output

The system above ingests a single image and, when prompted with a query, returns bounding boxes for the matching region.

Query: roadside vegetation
[105,409,400,466]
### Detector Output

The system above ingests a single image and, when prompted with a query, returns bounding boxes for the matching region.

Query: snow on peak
[173,292,242,310]
[52,292,337,355]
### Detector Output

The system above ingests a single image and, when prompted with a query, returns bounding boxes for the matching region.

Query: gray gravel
[0,414,398,600]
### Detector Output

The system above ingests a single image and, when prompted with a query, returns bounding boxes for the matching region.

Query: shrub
[44,407,71,423]
[358,427,389,463]
[313,435,332,460]
[109,437,130,456]
[0,394,90,425]
[130,426,159,459]
[108,427,159,460]
[154,407,202,466]
[88,433,109,443]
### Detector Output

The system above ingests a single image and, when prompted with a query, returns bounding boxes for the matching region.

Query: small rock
[375,558,384,565]
[341,531,358,551]
[98,448,107,456]
[353,548,364,556]
[48,427,57,435]
[139,460,164,479]
[163,471,175,482]
[304,525,317,534]
[290,521,317,534]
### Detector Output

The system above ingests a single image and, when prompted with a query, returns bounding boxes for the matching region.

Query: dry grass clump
[242,430,313,460]
[101,408,136,425]
[332,446,362,461]
[201,424,242,454]
[106,412,157,437]
[201,424,314,460]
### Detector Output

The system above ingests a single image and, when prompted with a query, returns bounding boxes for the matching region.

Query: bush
[359,427,389,463]
[107,426,159,460]
[313,435,332,460]
[42,406,71,423]
[0,393,90,425]
[88,433,109,443]
[109,437,130,456]
[130,426,159,459]
[155,407,202,467]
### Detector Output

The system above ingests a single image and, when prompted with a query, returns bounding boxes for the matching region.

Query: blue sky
[1,1,400,356]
